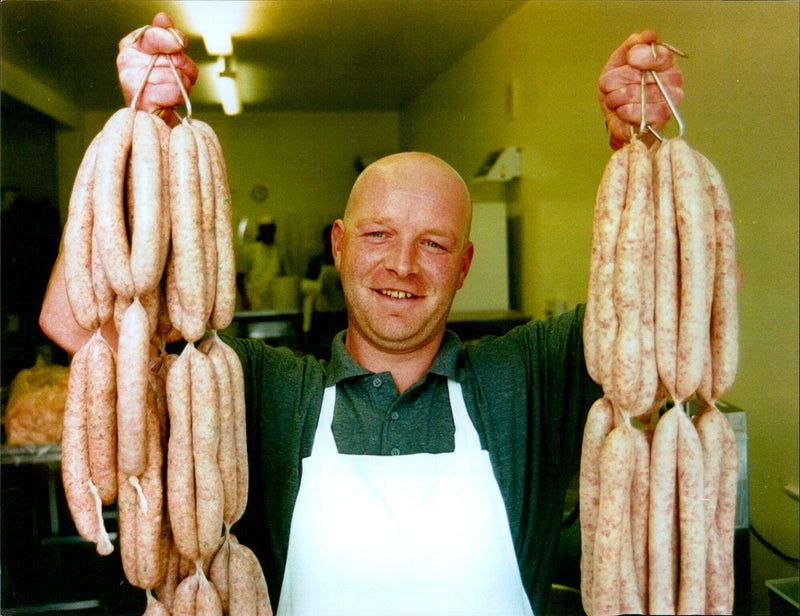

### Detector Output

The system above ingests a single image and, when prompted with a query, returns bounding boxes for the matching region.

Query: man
[40,13,682,616]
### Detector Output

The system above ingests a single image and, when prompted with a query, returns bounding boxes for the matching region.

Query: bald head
[344,152,472,247]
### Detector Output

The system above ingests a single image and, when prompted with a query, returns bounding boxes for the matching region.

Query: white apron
[277,379,535,616]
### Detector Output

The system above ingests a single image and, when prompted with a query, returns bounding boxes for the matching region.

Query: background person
[236,215,287,311]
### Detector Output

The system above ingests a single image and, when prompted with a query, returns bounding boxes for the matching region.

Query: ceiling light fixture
[216,56,241,116]
[202,31,233,56]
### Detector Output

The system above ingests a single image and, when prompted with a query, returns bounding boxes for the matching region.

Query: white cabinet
[452,202,509,313]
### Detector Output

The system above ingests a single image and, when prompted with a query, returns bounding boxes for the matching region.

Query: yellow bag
[5,355,70,445]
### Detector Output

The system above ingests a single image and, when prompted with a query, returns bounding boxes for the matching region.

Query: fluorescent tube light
[203,31,233,56]
[216,75,241,115]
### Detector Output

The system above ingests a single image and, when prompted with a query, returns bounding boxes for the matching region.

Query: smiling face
[331,152,474,360]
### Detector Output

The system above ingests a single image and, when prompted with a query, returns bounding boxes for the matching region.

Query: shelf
[0,600,101,614]
[1,442,61,465]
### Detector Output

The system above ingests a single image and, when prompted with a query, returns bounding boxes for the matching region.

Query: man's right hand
[117,12,198,126]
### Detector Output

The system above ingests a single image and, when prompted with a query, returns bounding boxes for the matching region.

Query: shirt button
[390,447,401,456]
[372,377,382,388]
[390,411,400,421]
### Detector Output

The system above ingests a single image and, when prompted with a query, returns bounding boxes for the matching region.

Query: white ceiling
[1,0,524,114]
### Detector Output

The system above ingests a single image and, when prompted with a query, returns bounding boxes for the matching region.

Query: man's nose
[385,241,418,278]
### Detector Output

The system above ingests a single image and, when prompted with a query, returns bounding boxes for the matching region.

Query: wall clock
[250,184,268,203]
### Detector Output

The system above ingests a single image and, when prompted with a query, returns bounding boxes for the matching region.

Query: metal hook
[130,54,158,111]
[639,71,648,135]
[167,54,192,120]
[649,68,684,137]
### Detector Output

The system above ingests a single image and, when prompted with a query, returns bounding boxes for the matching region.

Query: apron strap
[447,379,482,452]
[309,384,338,456]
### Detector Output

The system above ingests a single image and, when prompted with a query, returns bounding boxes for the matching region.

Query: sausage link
[63,135,101,330]
[715,409,739,614]
[200,336,238,524]
[653,140,679,401]
[637,160,660,416]
[693,405,724,527]
[218,340,249,524]
[136,385,168,590]
[209,534,232,612]
[152,113,173,284]
[676,409,707,615]
[116,297,151,476]
[117,464,140,587]
[618,485,640,615]
[191,126,218,320]
[697,340,714,405]
[648,406,680,614]
[584,146,628,390]
[671,138,712,402]
[196,572,223,616]
[130,111,166,296]
[694,404,726,614]
[172,572,200,616]
[191,346,225,558]
[164,253,187,340]
[113,294,132,334]
[696,153,739,400]
[169,122,207,342]
[189,120,236,331]
[208,137,236,331]
[143,590,171,616]
[228,539,258,616]
[86,333,117,505]
[166,345,200,561]
[611,138,649,412]
[91,223,115,326]
[154,539,181,611]
[94,107,135,297]
[578,397,615,614]
[238,541,273,616]
[629,425,650,611]
[62,342,114,555]
[591,422,635,616]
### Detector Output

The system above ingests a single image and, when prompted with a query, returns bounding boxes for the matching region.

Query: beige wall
[401,1,799,613]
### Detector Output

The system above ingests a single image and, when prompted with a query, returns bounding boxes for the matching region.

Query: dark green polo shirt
[224,304,601,615]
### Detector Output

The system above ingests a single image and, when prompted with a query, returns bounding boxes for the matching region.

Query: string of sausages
[580,133,739,615]
[61,101,272,615]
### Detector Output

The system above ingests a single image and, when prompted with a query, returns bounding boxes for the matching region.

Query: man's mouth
[377,289,419,300]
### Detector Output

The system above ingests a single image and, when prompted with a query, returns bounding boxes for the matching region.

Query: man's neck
[345,329,444,394]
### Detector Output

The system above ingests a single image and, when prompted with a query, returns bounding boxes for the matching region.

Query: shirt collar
[325,329,464,385]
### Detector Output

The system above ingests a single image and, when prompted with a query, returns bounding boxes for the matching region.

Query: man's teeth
[379,289,416,299]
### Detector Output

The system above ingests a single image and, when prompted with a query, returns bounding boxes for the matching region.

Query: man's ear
[456,241,474,290]
[331,219,345,271]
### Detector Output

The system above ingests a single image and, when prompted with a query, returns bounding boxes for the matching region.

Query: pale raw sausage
[116,297,151,477]
[191,346,225,559]
[676,409,706,615]
[671,138,711,402]
[652,140,679,401]
[591,422,635,616]
[584,146,628,390]
[166,345,200,561]
[648,406,680,614]
[578,397,614,614]
[611,138,648,413]
[63,135,101,331]
[94,107,135,298]
[86,333,117,505]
